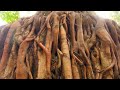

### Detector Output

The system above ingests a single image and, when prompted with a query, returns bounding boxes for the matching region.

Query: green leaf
[0,11,19,23]
[110,11,120,25]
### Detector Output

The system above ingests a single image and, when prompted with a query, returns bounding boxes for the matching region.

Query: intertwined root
[0,11,120,79]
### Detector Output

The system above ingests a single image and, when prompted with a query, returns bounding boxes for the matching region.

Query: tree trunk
[0,11,119,79]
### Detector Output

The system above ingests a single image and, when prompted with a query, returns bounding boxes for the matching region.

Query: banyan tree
[0,11,120,79]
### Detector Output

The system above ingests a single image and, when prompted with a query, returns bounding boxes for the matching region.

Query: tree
[0,11,120,79]
[0,11,19,23]
[110,11,120,25]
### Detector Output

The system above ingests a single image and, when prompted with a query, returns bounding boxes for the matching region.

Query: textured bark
[0,11,119,79]
[0,25,10,60]
[60,22,72,79]
[0,21,20,72]
[16,21,36,79]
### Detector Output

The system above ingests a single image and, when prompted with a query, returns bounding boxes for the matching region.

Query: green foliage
[0,11,19,23]
[110,11,120,25]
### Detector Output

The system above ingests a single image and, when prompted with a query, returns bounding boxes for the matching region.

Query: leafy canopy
[110,11,120,25]
[0,11,19,23]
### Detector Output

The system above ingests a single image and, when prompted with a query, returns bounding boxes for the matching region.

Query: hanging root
[0,21,21,73]
[60,16,72,79]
